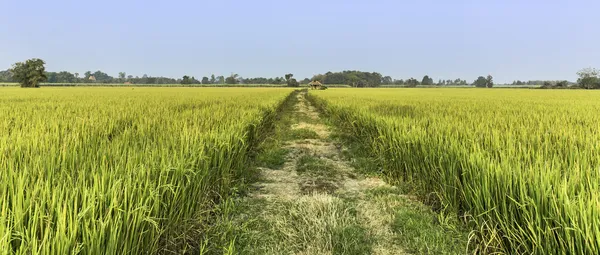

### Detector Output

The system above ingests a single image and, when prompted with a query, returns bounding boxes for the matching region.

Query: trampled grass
[308,88,600,254]
[0,87,292,254]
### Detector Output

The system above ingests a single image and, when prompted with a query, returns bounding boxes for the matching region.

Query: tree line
[4,58,599,89]
[510,68,600,89]
[0,68,300,86]
[0,68,475,87]
[511,80,572,86]
[0,69,182,84]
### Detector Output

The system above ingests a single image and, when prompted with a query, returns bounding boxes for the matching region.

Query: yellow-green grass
[38,83,291,87]
[0,87,292,254]
[308,88,600,254]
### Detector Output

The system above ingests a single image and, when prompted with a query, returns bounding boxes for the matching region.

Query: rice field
[0,87,292,254]
[3,86,599,254]
[308,88,600,254]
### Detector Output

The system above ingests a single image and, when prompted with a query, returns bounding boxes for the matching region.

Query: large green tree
[485,75,494,88]
[10,58,47,88]
[577,68,600,89]
[421,75,434,85]
[473,76,487,87]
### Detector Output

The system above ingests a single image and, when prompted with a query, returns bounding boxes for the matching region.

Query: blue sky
[1,0,598,83]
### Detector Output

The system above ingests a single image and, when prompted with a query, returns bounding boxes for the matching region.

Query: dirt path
[211,91,468,255]
[229,92,406,254]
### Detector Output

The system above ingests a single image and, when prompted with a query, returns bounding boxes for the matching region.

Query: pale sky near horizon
[1,0,598,83]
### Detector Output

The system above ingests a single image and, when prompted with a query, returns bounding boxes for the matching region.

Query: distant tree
[421,75,434,85]
[0,70,14,82]
[347,74,362,87]
[140,74,149,84]
[10,58,47,88]
[146,77,157,84]
[312,74,325,83]
[127,75,133,80]
[486,75,494,88]
[181,75,192,84]
[555,80,569,87]
[311,71,382,87]
[201,76,209,84]
[243,77,271,84]
[285,73,299,87]
[406,78,419,87]
[289,79,299,87]
[119,72,126,80]
[46,72,57,83]
[473,76,487,87]
[381,76,393,85]
[84,71,92,81]
[521,80,561,86]
[225,73,239,84]
[210,74,216,84]
[74,72,79,79]
[216,75,225,84]
[237,76,246,84]
[271,77,284,85]
[541,81,553,88]
[577,67,600,89]
[393,79,404,85]
[301,78,311,84]
[125,75,176,84]
[55,71,76,83]
[92,70,113,83]
[538,80,571,89]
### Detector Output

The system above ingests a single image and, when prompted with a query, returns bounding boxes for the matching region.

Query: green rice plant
[308,88,600,254]
[0,87,293,254]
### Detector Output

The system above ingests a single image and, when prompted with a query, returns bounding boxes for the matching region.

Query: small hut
[308,81,323,90]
